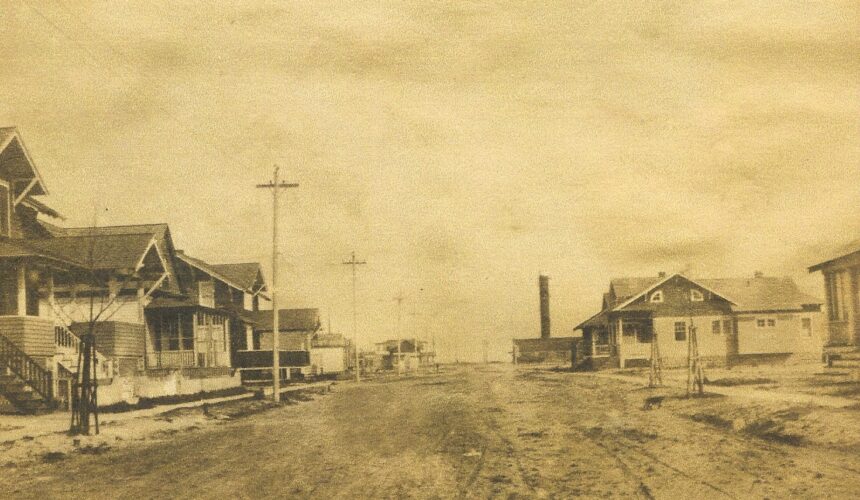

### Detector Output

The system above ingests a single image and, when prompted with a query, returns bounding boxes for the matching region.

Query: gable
[620,275,734,316]
[0,128,47,197]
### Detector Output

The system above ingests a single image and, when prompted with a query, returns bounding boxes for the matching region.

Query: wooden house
[809,245,860,351]
[233,308,319,381]
[575,273,823,370]
[309,332,349,376]
[373,339,435,372]
[0,127,268,412]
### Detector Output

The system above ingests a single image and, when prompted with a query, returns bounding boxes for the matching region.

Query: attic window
[690,289,704,302]
[650,291,664,303]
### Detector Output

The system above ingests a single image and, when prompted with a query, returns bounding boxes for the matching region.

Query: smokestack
[539,274,551,339]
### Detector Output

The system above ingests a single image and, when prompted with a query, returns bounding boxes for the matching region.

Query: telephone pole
[256,165,298,402]
[393,292,405,374]
[342,252,366,382]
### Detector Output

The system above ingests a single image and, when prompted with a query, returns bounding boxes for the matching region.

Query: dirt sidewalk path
[584,370,859,408]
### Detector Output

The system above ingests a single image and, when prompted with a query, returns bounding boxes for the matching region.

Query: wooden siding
[652,315,732,366]
[621,275,733,317]
[0,315,54,358]
[259,332,311,351]
[735,312,822,355]
[70,321,145,358]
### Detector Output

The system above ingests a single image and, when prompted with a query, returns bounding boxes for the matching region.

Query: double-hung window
[674,322,687,341]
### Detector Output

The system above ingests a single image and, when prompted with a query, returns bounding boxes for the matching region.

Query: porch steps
[54,324,113,378]
[824,347,860,369]
[0,333,56,414]
[0,373,53,414]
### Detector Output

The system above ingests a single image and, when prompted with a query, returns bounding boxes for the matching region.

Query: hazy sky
[1,1,858,361]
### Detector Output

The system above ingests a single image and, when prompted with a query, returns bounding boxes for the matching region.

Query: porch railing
[0,333,53,402]
[54,324,114,378]
[147,350,196,369]
[592,344,611,357]
[55,325,81,351]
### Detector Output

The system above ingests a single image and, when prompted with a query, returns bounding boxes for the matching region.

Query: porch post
[47,270,55,320]
[591,331,596,356]
[16,264,26,316]
[617,318,625,368]
[245,326,254,351]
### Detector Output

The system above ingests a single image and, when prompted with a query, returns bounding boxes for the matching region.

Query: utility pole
[393,292,405,374]
[342,252,366,382]
[256,165,298,402]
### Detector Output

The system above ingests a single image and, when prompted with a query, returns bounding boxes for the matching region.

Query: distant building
[373,339,435,372]
[512,274,578,367]
[234,308,319,381]
[575,273,823,370]
[310,332,349,376]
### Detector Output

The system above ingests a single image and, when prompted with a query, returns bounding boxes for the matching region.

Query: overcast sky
[1,1,858,361]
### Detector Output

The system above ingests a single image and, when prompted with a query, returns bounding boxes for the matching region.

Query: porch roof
[25,233,165,274]
[574,309,610,330]
[0,239,81,268]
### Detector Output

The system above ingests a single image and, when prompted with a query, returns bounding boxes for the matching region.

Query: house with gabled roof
[234,308,318,381]
[575,272,823,370]
[0,127,271,413]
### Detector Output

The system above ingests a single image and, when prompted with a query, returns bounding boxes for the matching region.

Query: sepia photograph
[0,1,858,498]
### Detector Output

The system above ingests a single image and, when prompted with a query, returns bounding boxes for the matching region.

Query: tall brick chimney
[539,274,551,339]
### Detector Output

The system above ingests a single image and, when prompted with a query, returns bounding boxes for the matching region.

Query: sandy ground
[2,365,860,499]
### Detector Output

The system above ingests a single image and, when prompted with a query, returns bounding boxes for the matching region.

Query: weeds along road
[4,365,860,499]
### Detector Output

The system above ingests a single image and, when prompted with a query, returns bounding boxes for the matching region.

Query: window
[767,319,776,327]
[712,320,721,334]
[624,322,653,343]
[154,313,193,351]
[757,318,776,329]
[802,318,812,337]
[650,291,664,303]
[723,319,733,335]
[690,289,704,302]
[674,322,687,341]
[757,319,766,328]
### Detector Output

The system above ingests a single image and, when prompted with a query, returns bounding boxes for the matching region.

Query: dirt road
[3,365,860,499]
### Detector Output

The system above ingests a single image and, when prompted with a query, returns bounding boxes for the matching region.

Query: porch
[614,315,654,366]
[145,306,232,370]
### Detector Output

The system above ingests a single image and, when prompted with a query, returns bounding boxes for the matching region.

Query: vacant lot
[2,365,860,498]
